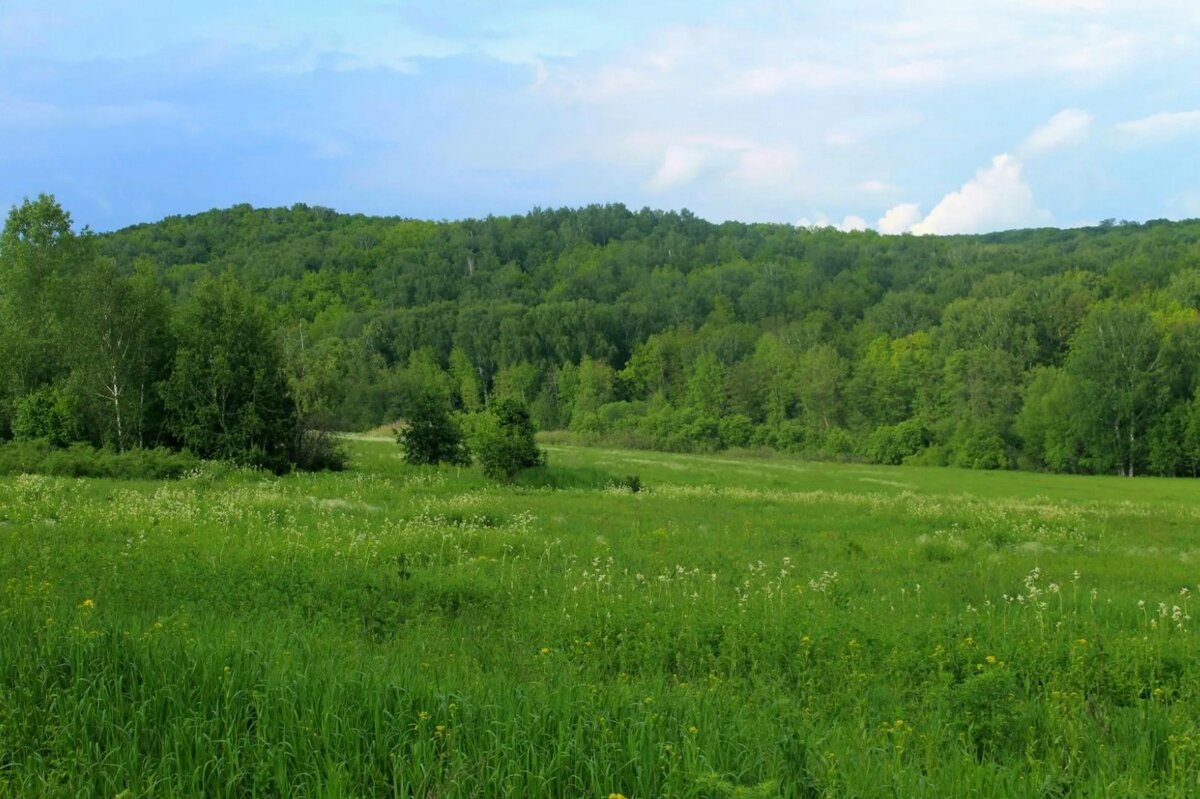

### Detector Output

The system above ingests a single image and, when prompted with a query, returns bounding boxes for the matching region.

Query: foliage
[9,197,1200,475]
[398,390,470,466]
[0,439,199,478]
[472,398,545,481]
[11,386,80,447]
[162,275,298,472]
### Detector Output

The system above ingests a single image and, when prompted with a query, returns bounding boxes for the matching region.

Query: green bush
[864,420,928,465]
[398,391,470,466]
[0,440,200,479]
[718,414,754,449]
[950,422,1013,470]
[472,398,545,481]
[12,387,80,447]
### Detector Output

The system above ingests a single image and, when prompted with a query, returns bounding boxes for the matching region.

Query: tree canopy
[6,197,1200,476]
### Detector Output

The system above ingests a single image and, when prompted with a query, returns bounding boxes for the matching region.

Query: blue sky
[2,0,1199,233]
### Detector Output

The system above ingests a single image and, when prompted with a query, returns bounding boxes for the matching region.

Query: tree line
[6,196,1200,476]
[0,196,327,472]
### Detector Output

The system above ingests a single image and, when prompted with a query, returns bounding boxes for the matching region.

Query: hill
[5,197,1200,476]
[93,204,1200,476]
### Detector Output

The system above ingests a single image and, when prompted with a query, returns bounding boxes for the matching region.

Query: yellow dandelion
[539,647,552,656]
[608,794,628,799]
[985,655,997,665]
[79,599,95,609]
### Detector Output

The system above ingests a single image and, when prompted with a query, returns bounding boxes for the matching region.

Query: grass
[2,440,1200,797]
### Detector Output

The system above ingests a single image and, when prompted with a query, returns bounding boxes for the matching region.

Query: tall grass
[1,442,1199,796]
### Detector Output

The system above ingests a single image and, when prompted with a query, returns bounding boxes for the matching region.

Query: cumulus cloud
[877,203,923,234]
[910,154,1051,234]
[1116,110,1200,143]
[839,215,869,232]
[1020,108,1093,154]
[877,155,1051,235]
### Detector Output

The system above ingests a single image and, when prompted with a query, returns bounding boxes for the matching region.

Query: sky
[2,1,1200,234]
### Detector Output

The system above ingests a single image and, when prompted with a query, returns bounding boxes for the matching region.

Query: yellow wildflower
[417,711,429,721]
[79,599,95,610]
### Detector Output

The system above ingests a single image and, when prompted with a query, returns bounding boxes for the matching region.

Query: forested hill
[25,201,1200,475]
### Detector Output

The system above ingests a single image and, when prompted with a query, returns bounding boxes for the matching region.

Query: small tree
[163,276,298,472]
[399,390,470,466]
[474,398,544,481]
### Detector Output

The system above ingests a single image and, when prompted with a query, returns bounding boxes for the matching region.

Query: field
[2,440,1200,798]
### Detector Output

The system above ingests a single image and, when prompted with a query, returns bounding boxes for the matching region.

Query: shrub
[398,391,470,466]
[0,440,200,479]
[292,428,349,472]
[12,387,80,447]
[718,414,754,449]
[473,398,544,481]
[863,420,928,465]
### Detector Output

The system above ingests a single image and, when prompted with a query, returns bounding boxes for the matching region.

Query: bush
[473,398,544,481]
[292,428,349,472]
[950,422,1012,470]
[863,420,929,465]
[12,387,80,447]
[718,414,754,449]
[0,440,200,479]
[398,391,470,466]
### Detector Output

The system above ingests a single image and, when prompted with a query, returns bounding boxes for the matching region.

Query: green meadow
[2,440,1200,798]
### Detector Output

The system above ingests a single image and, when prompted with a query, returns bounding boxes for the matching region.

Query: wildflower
[539,647,552,656]
[985,655,997,665]
[688,726,699,735]
[417,711,429,721]
[434,725,445,736]
[79,599,95,610]
[609,794,628,799]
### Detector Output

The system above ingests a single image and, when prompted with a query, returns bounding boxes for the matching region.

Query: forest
[4,194,1200,476]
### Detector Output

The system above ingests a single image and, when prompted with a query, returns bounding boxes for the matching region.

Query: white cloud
[839,215,869,232]
[907,154,1051,234]
[1116,110,1200,143]
[858,179,899,194]
[877,203,923,234]
[645,144,711,191]
[644,136,802,193]
[1020,108,1093,154]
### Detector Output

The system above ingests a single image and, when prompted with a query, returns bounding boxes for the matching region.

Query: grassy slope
[2,441,1199,797]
